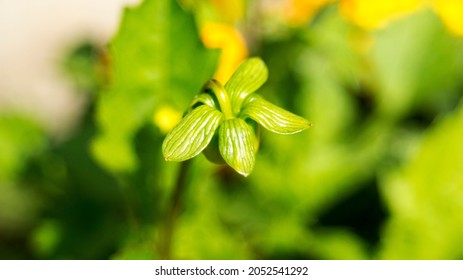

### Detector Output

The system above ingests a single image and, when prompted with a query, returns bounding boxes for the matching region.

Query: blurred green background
[1,0,463,259]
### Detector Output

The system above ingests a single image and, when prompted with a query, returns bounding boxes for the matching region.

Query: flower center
[202,79,235,120]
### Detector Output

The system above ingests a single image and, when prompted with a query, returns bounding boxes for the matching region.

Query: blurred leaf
[0,184,40,236]
[311,228,369,260]
[93,0,218,172]
[113,244,158,260]
[372,10,462,118]
[172,163,251,259]
[112,229,158,260]
[296,8,362,143]
[174,210,250,259]
[91,135,136,173]
[31,220,61,258]
[239,8,399,260]
[274,10,390,214]
[252,214,312,259]
[0,115,46,182]
[379,103,463,259]
[63,42,104,94]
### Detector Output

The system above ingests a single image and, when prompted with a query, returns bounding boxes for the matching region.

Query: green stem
[203,79,234,120]
[159,160,191,259]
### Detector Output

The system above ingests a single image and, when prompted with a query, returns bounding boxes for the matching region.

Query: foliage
[92,0,218,173]
[1,0,463,260]
[379,103,463,259]
[0,115,45,182]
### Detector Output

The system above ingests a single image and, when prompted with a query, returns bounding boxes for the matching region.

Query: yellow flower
[209,0,245,23]
[433,0,463,36]
[153,106,182,134]
[200,22,248,84]
[340,0,423,29]
[284,0,334,26]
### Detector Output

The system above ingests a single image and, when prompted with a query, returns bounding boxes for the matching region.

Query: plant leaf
[163,105,223,161]
[0,115,46,182]
[241,95,311,134]
[225,57,268,114]
[378,104,463,259]
[92,0,219,172]
[219,118,256,176]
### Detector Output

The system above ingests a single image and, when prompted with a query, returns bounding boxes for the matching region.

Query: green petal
[225,57,268,114]
[162,105,223,161]
[241,95,311,134]
[219,118,256,177]
[189,93,216,109]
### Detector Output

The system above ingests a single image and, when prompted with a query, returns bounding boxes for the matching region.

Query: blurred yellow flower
[340,0,423,29]
[433,0,463,36]
[209,0,245,23]
[200,22,248,83]
[153,106,182,135]
[284,0,334,26]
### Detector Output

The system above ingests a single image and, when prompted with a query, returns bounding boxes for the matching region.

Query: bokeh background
[1,0,463,259]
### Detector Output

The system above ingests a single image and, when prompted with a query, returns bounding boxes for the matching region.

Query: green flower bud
[162,57,311,176]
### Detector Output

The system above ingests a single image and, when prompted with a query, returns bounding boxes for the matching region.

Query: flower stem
[159,160,191,259]
[203,79,234,120]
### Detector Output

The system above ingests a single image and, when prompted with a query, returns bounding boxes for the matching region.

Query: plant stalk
[159,160,191,259]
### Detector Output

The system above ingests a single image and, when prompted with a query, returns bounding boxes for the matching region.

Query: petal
[162,105,224,161]
[241,95,311,134]
[219,118,256,176]
[225,57,268,114]
[189,93,217,109]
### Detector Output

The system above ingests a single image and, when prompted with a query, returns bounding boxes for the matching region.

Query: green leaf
[91,134,137,173]
[225,57,268,115]
[241,95,311,134]
[379,104,463,259]
[372,10,461,118]
[163,105,223,161]
[92,0,219,172]
[0,115,46,182]
[219,118,256,176]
